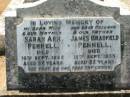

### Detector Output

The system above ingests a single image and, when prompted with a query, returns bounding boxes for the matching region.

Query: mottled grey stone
[5,0,130,92]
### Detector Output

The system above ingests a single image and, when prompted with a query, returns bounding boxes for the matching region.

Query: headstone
[5,0,130,91]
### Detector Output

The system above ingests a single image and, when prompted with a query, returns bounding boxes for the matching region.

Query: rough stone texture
[119,16,130,88]
[5,17,18,89]
[5,0,130,92]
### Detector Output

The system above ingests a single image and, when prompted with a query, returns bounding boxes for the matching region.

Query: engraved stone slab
[17,17,120,73]
[6,0,130,91]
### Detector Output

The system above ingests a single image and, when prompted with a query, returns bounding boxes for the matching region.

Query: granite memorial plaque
[17,17,120,73]
[5,0,130,91]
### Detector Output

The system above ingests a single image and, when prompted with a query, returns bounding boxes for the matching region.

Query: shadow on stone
[0,35,5,55]
[18,67,116,93]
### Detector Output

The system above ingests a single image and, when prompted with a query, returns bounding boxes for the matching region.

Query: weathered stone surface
[17,17,120,73]
[5,0,130,92]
